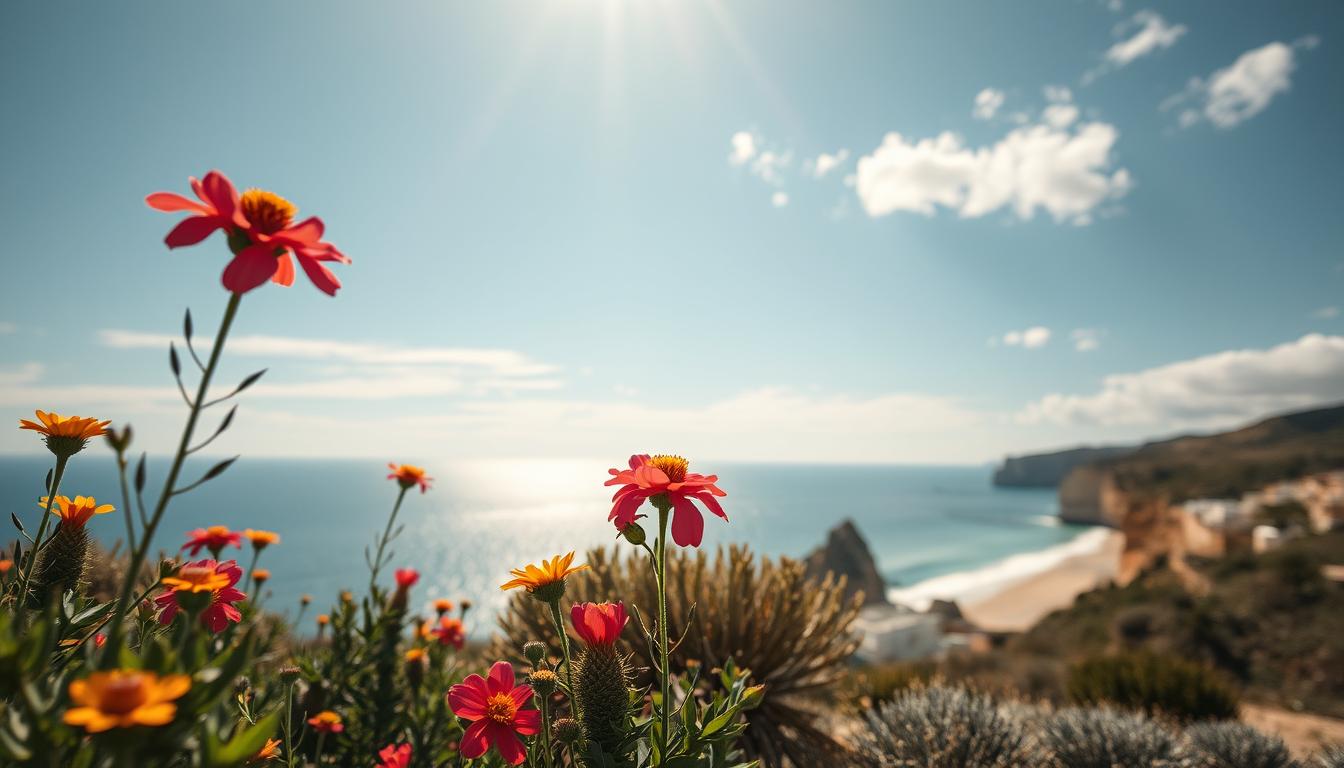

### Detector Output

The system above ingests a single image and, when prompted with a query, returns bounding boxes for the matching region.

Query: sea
[0,456,1104,636]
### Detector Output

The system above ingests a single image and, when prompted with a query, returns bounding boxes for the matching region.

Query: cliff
[804,519,889,606]
[993,445,1135,488]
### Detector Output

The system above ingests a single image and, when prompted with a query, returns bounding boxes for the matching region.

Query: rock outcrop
[993,445,1135,488]
[804,519,889,606]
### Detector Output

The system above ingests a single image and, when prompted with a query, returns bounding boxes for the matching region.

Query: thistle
[570,602,633,751]
[31,496,114,601]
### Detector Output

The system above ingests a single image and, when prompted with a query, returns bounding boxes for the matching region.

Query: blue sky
[2,1,1342,464]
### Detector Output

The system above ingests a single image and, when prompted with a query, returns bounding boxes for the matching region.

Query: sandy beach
[960,530,1125,632]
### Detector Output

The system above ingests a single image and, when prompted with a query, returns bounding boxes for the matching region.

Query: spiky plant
[1041,707,1201,768]
[852,684,1039,767]
[1185,721,1299,768]
[572,641,635,752]
[31,521,91,601]
[1320,745,1344,768]
[494,544,862,766]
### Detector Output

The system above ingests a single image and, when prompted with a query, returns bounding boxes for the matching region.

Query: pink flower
[605,454,727,547]
[447,661,540,765]
[181,525,242,556]
[395,568,420,589]
[570,602,629,649]
[155,559,246,633]
[377,743,412,768]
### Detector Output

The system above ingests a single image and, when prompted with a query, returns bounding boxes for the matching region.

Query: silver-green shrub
[1185,721,1299,768]
[1041,707,1200,768]
[852,684,1039,767]
[1319,745,1344,768]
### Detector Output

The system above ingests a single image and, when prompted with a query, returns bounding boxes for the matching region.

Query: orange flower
[405,647,428,663]
[182,526,243,556]
[500,552,589,602]
[63,670,191,733]
[40,495,115,529]
[19,410,110,458]
[0,559,12,575]
[307,710,344,733]
[316,614,330,627]
[252,568,271,584]
[157,560,246,633]
[387,463,433,493]
[243,529,280,550]
[250,737,283,763]
[432,616,466,649]
[434,598,454,615]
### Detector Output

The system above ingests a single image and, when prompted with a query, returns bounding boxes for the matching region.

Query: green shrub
[1185,721,1299,768]
[852,684,1039,767]
[1040,707,1200,768]
[1067,651,1240,722]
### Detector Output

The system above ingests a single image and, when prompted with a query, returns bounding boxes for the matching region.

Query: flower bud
[523,641,547,666]
[528,668,559,697]
[300,594,312,607]
[105,425,133,453]
[553,718,582,744]
[279,666,302,684]
[619,522,647,546]
[573,644,633,752]
[404,648,427,690]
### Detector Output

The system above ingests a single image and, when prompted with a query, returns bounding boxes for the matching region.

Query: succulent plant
[494,544,862,766]
[852,684,1039,767]
[1185,721,1299,768]
[1041,706,1201,768]
[1318,745,1344,768]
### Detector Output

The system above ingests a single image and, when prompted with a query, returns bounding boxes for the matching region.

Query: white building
[853,605,943,663]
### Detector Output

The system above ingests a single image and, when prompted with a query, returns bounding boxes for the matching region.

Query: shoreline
[959,529,1124,632]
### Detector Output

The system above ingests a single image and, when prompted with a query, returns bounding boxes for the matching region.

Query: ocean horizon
[1,455,1099,635]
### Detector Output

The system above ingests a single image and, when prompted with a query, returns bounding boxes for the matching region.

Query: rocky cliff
[804,519,889,606]
[993,445,1135,488]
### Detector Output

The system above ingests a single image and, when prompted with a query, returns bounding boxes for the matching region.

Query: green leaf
[212,710,282,766]
[700,709,736,738]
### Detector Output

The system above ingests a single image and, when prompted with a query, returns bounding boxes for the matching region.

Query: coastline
[959,529,1124,632]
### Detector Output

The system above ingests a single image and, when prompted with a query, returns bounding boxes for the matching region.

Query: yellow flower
[405,647,427,663]
[501,552,589,603]
[19,410,110,458]
[63,670,190,733]
[249,737,283,763]
[162,563,231,594]
[40,495,114,529]
[243,529,280,550]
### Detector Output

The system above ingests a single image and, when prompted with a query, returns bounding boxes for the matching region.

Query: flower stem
[283,681,297,768]
[368,485,409,595]
[104,291,243,654]
[547,600,579,721]
[654,503,672,765]
[113,448,137,549]
[14,453,68,612]
[539,687,554,768]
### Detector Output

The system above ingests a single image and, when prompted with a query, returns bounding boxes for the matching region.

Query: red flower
[433,616,466,649]
[570,602,628,649]
[182,526,242,556]
[605,454,727,547]
[377,743,412,768]
[155,559,246,633]
[387,463,433,493]
[395,568,420,589]
[307,710,343,733]
[448,661,540,766]
[146,170,350,296]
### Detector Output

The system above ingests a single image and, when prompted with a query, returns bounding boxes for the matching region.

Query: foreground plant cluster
[0,172,763,767]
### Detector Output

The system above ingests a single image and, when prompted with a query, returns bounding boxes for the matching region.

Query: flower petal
[486,660,515,695]
[164,216,223,248]
[271,252,296,286]
[692,491,728,521]
[491,724,527,765]
[296,252,342,296]
[459,719,491,759]
[221,245,279,294]
[670,495,705,547]
[146,192,209,214]
[513,707,541,736]
[448,680,488,718]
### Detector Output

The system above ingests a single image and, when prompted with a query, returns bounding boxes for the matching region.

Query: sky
[2,1,1342,465]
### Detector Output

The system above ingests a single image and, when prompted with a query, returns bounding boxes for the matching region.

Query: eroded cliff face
[993,445,1136,488]
[1059,465,1184,583]
[1059,466,1122,526]
[804,519,889,606]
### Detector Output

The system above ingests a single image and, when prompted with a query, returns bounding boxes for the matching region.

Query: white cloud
[1315,306,1340,319]
[1106,11,1186,66]
[1163,40,1310,129]
[1043,103,1080,129]
[1003,326,1052,349]
[0,362,44,386]
[854,113,1131,224]
[1072,328,1102,351]
[771,191,789,207]
[729,131,757,165]
[973,88,1005,120]
[809,149,850,178]
[1043,85,1073,104]
[750,149,791,185]
[1018,334,1344,427]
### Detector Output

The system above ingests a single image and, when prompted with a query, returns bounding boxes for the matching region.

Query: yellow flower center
[167,565,229,593]
[240,189,296,234]
[486,692,518,724]
[98,674,149,714]
[649,454,689,483]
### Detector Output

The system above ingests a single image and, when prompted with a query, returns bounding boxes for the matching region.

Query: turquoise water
[0,456,1088,635]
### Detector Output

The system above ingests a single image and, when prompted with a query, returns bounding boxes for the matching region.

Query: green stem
[14,453,68,612]
[539,687,554,768]
[547,600,579,721]
[114,450,137,549]
[655,502,671,765]
[314,731,327,766]
[368,486,409,595]
[103,291,243,656]
[283,682,296,768]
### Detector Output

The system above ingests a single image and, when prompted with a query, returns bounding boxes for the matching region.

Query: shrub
[852,684,1039,767]
[1040,707,1200,768]
[495,544,862,766]
[1320,745,1344,768]
[1185,721,1299,768]
[1067,651,1240,722]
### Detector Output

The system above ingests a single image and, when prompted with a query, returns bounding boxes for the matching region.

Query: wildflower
[182,525,242,557]
[433,616,466,649]
[605,454,727,547]
[387,463,433,493]
[252,568,271,584]
[63,670,191,733]
[146,170,350,296]
[19,410,110,458]
[395,568,420,588]
[500,552,589,604]
[307,710,344,733]
[41,495,115,528]
[156,559,246,633]
[523,640,547,666]
[300,594,312,606]
[434,598,454,615]
[447,661,541,766]
[528,668,558,696]
[243,529,280,550]
[58,633,106,650]
[0,559,11,575]
[405,647,427,688]
[405,647,427,663]
[316,614,330,632]
[571,602,629,649]
[33,495,114,597]
[554,717,582,744]
[250,738,283,763]
[377,743,412,768]
[340,590,354,604]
